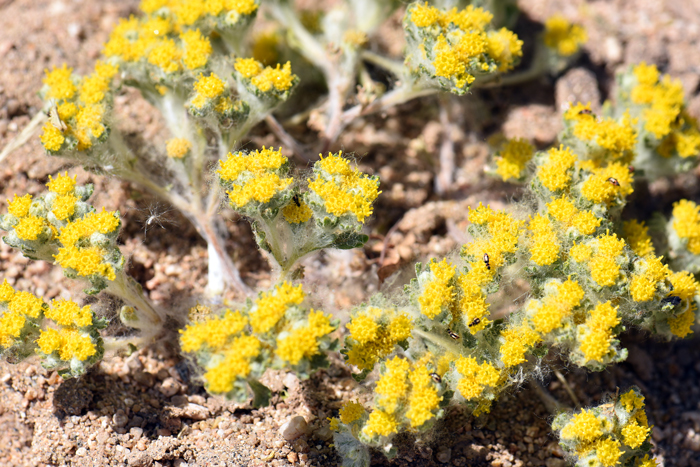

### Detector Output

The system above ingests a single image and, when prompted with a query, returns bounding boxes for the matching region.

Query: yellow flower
[181,29,212,70]
[543,15,587,56]
[560,409,602,443]
[43,64,76,100]
[620,389,645,412]
[495,138,534,181]
[408,2,441,28]
[166,138,192,159]
[623,220,655,257]
[275,310,334,365]
[668,307,696,338]
[629,256,669,302]
[375,356,410,414]
[47,173,77,195]
[203,335,262,393]
[528,214,560,266]
[486,28,523,72]
[581,163,634,205]
[37,328,96,361]
[347,314,379,344]
[537,145,577,191]
[499,324,541,367]
[339,401,365,424]
[250,282,304,334]
[40,122,66,152]
[250,62,296,92]
[621,420,649,449]
[455,355,500,400]
[282,200,313,224]
[362,410,397,438]
[0,280,15,303]
[191,72,226,108]
[0,310,26,348]
[406,366,442,428]
[46,299,93,327]
[596,438,622,467]
[14,216,45,241]
[7,193,33,218]
[179,309,248,352]
[672,199,700,254]
[418,259,456,319]
[589,233,626,287]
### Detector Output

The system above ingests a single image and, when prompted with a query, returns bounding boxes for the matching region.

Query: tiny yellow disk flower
[166,138,192,159]
[8,291,45,319]
[339,401,365,424]
[499,324,541,367]
[192,72,226,109]
[375,356,410,413]
[14,216,45,241]
[41,122,65,152]
[543,15,587,56]
[0,279,15,302]
[47,173,77,195]
[250,62,296,92]
[234,57,263,78]
[455,356,500,400]
[275,309,334,365]
[668,307,696,338]
[418,259,456,319]
[347,314,379,344]
[629,256,669,302]
[486,28,523,72]
[620,389,645,412]
[37,328,96,361]
[621,420,650,449]
[0,311,26,348]
[250,282,304,334]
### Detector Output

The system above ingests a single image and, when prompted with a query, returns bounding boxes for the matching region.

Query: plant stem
[412,328,465,357]
[360,50,405,77]
[107,271,165,330]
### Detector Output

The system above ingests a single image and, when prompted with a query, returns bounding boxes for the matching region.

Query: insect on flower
[468,317,481,327]
[447,329,460,340]
[607,177,620,186]
[430,373,442,384]
[47,102,67,132]
[578,108,593,115]
[292,194,301,207]
[483,253,491,270]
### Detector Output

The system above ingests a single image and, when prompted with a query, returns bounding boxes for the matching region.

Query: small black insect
[661,296,682,307]
[430,373,442,384]
[579,108,593,115]
[447,329,460,340]
[483,253,490,270]
[607,177,620,186]
[292,194,301,207]
[628,166,635,174]
[468,317,481,327]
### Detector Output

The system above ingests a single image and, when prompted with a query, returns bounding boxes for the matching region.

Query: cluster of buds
[552,387,657,467]
[179,282,337,404]
[612,63,700,178]
[0,282,106,378]
[403,2,523,94]
[218,149,380,276]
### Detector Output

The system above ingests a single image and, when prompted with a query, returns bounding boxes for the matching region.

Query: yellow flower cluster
[494,138,534,181]
[672,199,700,254]
[543,15,587,56]
[587,232,627,287]
[218,147,292,209]
[308,153,381,223]
[360,356,441,439]
[165,137,192,158]
[5,193,47,241]
[536,145,578,192]
[40,61,119,152]
[180,282,335,396]
[631,63,700,157]
[405,2,522,91]
[622,220,655,257]
[499,323,541,367]
[528,214,560,266]
[417,259,456,319]
[529,278,585,334]
[46,173,80,221]
[580,162,634,205]
[234,58,297,94]
[275,310,334,365]
[53,209,121,281]
[37,328,97,362]
[547,196,601,235]
[249,281,305,334]
[0,281,45,348]
[345,307,413,372]
[554,388,656,467]
[454,355,500,402]
[578,301,620,362]
[564,103,637,163]
[629,256,669,302]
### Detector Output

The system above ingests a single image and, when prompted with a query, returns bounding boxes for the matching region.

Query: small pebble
[436,446,451,463]
[158,378,180,397]
[113,410,129,428]
[279,416,308,441]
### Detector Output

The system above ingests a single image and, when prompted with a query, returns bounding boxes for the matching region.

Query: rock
[113,410,129,428]
[133,371,155,388]
[626,345,654,381]
[436,446,452,463]
[555,68,601,114]
[283,373,300,391]
[128,452,154,467]
[314,426,333,442]
[545,458,567,467]
[279,416,309,441]
[683,429,700,451]
[182,403,209,421]
[158,378,180,397]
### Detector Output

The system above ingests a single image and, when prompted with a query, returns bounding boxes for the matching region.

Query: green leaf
[248,378,272,408]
